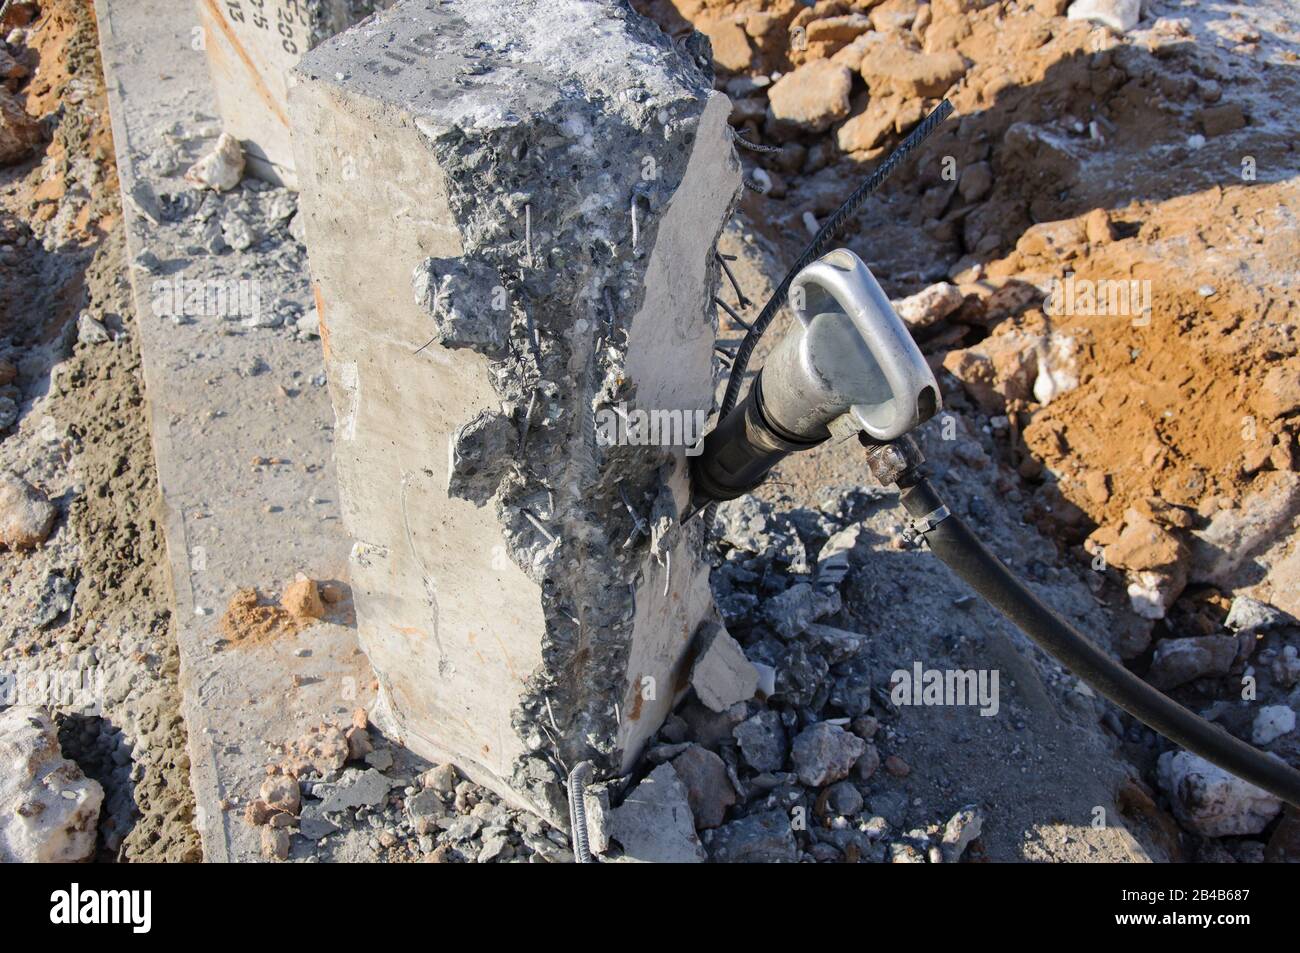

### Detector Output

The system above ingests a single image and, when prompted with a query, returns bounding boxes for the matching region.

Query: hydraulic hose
[897,475,1300,809]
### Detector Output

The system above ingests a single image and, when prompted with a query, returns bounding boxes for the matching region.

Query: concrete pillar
[195,0,389,186]
[288,0,739,819]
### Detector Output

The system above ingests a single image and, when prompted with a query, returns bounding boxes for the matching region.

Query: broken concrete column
[196,0,390,186]
[288,0,740,820]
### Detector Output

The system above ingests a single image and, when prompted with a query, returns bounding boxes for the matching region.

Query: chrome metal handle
[788,249,939,441]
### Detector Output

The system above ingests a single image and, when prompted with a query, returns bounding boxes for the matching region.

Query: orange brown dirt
[999,182,1299,537]
[220,578,348,643]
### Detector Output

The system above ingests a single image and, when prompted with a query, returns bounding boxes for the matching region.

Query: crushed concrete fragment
[689,622,759,712]
[411,257,512,357]
[1067,0,1141,34]
[1252,706,1296,746]
[707,808,799,863]
[76,310,111,344]
[940,805,984,863]
[893,282,964,329]
[608,762,706,863]
[316,769,394,814]
[1157,751,1282,838]
[765,582,842,639]
[184,132,245,192]
[1225,596,1287,634]
[1146,636,1240,690]
[670,744,736,830]
[0,471,57,550]
[0,707,104,863]
[791,722,867,787]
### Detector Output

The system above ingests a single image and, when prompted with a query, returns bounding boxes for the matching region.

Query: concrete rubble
[0,469,57,550]
[288,0,739,819]
[184,131,245,192]
[608,762,707,863]
[689,622,760,713]
[1157,751,1282,839]
[232,708,579,863]
[0,706,104,863]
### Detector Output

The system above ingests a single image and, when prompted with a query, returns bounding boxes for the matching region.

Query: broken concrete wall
[196,0,390,187]
[288,0,739,820]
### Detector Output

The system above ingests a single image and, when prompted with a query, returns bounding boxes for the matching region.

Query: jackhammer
[688,103,1300,810]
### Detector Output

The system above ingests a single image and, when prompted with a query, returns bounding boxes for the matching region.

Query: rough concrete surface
[95,0,376,861]
[289,0,739,820]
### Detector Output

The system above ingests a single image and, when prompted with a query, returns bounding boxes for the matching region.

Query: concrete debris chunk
[1225,596,1286,634]
[689,622,759,712]
[1146,635,1239,690]
[823,780,863,816]
[1157,751,1281,838]
[940,804,983,862]
[411,257,511,357]
[803,623,865,664]
[298,803,341,841]
[815,525,860,587]
[76,311,111,344]
[1252,706,1296,746]
[707,808,799,863]
[184,132,245,192]
[1067,0,1141,34]
[582,783,613,856]
[608,762,705,863]
[1190,475,1300,586]
[893,282,964,329]
[0,707,104,863]
[315,768,394,814]
[669,744,736,830]
[734,709,788,773]
[791,722,867,787]
[1125,567,1187,621]
[765,582,842,639]
[422,763,459,794]
[0,471,57,550]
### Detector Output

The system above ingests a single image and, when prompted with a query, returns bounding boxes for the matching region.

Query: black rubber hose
[898,478,1300,809]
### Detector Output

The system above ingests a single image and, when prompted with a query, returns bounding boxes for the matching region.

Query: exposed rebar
[567,761,595,864]
[716,251,751,309]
